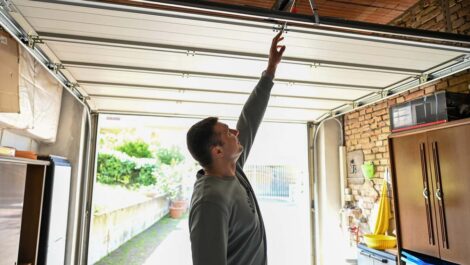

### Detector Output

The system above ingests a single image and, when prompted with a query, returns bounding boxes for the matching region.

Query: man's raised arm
[236,31,286,168]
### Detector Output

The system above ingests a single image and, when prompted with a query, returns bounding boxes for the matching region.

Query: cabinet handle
[435,188,442,201]
[420,143,434,245]
[359,251,388,263]
[432,141,449,249]
[422,187,429,199]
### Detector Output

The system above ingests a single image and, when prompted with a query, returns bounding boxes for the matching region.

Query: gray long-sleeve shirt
[189,73,274,265]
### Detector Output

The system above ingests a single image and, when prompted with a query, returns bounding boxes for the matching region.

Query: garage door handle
[359,251,388,263]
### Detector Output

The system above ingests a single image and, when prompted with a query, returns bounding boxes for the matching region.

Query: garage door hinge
[27,35,44,49]
[47,63,65,74]
[381,90,390,98]
[66,82,85,101]
[186,50,195,56]
[419,74,429,84]
[273,23,288,33]
[310,62,320,69]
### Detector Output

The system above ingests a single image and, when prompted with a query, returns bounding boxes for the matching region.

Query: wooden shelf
[0,157,49,265]
[0,156,50,166]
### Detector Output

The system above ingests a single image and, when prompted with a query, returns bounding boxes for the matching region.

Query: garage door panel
[68,67,373,100]
[15,2,463,70]
[81,84,348,110]
[45,41,410,87]
[8,0,470,122]
[91,97,326,122]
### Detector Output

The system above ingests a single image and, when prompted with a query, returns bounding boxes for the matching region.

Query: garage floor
[94,199,312,265]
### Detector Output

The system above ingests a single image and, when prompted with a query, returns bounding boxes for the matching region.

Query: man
[186,31,285,265]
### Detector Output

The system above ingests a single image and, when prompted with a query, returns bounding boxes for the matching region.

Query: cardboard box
[0,29,20,113]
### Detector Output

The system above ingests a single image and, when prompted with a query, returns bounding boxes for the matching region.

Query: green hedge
[96,153,156,188]
[97,140,185,189]
[116,140,153,158]
[156,146,184,165]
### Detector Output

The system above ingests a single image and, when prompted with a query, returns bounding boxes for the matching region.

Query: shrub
[116,140,153,158]
[157,146,184,165]
[157,164,183,200]
[137,163,157,186]
[96,153,156,188]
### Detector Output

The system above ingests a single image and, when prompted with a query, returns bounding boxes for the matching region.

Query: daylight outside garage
[87,115,311,265]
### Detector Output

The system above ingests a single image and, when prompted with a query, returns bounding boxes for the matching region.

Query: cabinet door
[0,164,27,265]
[391,133,439,258]
[427,124,470,264]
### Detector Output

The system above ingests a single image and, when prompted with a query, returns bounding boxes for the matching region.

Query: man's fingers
[273,31,283,43]
[271,36,284,53]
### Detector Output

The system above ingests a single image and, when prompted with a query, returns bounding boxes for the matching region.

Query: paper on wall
[0,42,62,142]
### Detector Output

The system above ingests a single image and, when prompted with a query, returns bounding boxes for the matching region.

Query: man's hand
[266,30,286,78]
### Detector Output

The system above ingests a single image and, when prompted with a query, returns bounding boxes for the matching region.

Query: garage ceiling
[2,0,470,123]
[206,0,420,24]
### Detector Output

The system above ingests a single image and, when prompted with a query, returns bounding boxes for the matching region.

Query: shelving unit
[0,156,49,265]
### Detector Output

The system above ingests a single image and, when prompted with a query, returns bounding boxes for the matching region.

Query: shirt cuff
[262,70,275,81]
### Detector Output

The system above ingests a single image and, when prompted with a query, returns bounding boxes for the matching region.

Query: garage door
[1,0,470,123]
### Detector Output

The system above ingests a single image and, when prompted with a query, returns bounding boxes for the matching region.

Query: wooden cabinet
[0,157,49,265]
[426,125,470,263]
[390,121,470,265]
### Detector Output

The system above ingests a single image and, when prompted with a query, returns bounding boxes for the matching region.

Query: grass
[94,212,189,265]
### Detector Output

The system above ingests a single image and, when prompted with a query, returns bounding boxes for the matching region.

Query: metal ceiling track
[38,32,423,75]
[62,61,383,92]
[0,1,87,106]
[331,55,470,118]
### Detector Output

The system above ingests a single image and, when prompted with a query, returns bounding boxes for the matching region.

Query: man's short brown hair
[186,117,222,167]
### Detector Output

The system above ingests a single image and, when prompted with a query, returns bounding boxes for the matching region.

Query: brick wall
[390,0,470,34]
[343,0,470,238]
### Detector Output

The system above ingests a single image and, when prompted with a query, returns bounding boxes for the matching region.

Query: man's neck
[205,161,237,177]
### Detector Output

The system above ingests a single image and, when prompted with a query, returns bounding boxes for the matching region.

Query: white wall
[39,91,87,265]
[315,119,344,265]
[0,129,39,152]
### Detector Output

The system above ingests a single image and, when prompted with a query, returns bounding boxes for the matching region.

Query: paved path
[142,218,191,265]
[94,214,189,265]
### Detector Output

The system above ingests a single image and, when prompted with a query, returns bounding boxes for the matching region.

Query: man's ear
[211,145,224,159]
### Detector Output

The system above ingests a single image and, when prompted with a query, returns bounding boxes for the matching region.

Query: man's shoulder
[191,175,239,209]
[193,175,237,198]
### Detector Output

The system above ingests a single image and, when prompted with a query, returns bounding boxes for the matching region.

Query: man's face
[213,122,243,161]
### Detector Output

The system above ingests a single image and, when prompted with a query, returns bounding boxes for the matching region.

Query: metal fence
[244,165,296,199]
